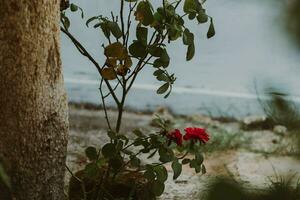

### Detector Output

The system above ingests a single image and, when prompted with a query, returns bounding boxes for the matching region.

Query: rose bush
[61,0,215,199]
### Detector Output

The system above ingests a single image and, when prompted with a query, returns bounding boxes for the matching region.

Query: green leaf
[183,29,194,46]
[144,166,156,181]
[100,23,111,39]
[157,83,169,94]
[153,12,164,28]
[152,49,169,68]
[172,160,182,180]
[156,73,169,82]
[102,143,116,158]
[161,50,170,63]
[69,3,84,18]
[154,166,168,183]
[153,59,163,68]
[117,135,129,145]
[197,10,208,24]
[207,18,216,39]
[153,69,164,76]
[130,155,141,167]
[152,180,165,196]
[195,164,201,173]
[84,163,99,179]
[164,87,172,99]
[96,158,106,168]
[202,164,207,174]
[136,26,148,45]
[183,0,198,14]
[186,43,195,61]
[133,129,145,137]
[154,49,170,68]
[109,156,123,171]
[158,147,174,162]
[108,21,122,39]
[168,24,183,41]
[129,41,147,58]
[188,12,197,20]
[189,159,201,173]
[195,151,204,165]
[135,1,154,26]
[182,158,191,165]
[70,3,78,12]
[149,46,164,57]
[85,146,98,161]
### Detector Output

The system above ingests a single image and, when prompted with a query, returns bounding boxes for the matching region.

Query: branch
[103,82,120,99]
[61,26,121,106]
[99,78,113,130]
[125,1,138,48]
[120,0,126,44]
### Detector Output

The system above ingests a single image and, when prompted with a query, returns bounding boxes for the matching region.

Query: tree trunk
[0,0,68,199]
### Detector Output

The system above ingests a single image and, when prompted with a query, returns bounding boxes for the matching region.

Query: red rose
[183,127,209,143]
[167,129,183,146]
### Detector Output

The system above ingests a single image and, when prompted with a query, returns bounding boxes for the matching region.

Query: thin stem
[175,0,183,9]
[125,2,138,48]
[151,151,189,169]
[103,82,120,99]
[122,136,152,151]
[115,76,127,133]
[163,0,167,18]
[120,0,126,44]
[99,78,112,130]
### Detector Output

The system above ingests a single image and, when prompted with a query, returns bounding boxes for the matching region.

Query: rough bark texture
[0,0,68,199]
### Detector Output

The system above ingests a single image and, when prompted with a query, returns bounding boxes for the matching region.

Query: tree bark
[0,0,68,199]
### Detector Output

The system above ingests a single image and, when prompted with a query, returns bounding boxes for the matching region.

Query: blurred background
[61,0,300,118]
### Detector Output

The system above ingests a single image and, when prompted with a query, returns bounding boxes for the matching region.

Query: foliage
[67,117,210,199]
[61,0,215,199]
